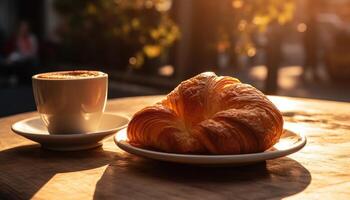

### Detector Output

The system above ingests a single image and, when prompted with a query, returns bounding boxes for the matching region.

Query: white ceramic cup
[32,70,108,134]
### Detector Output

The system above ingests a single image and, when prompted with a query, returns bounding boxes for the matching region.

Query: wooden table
[1,95,350,199]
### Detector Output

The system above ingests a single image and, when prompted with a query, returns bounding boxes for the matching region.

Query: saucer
[12,113,129,151]
[115,128,306,166]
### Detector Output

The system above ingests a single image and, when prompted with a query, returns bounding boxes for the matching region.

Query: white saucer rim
[114,128,306,160]
[11,112,130,138]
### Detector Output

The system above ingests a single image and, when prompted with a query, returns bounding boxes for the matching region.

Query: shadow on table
[0,144,114,199]
[93,154,311,199]
[0,144,312,200]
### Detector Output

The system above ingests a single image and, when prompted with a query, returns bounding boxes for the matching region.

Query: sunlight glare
[159,65,174,76]
[274,138,293,150]
[116,129,128,141]
[278,65,303,90]
[232,0,243,9]
[268,96,301,112]
[297,23,307,32]
[249,65,266,81]
[247,47,256,57]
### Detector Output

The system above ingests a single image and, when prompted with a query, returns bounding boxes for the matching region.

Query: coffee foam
[36,71,105,80]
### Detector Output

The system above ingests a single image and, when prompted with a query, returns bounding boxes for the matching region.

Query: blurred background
[0,0,350,117]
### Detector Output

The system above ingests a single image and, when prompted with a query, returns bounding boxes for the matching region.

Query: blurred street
[0,81,163,117]
[1,0,350,117]
[1,63,349,117]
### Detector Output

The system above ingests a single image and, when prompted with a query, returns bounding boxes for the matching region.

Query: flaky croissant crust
[127,72,283,154]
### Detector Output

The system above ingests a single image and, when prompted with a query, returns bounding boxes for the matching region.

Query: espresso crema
[36,71,105,79]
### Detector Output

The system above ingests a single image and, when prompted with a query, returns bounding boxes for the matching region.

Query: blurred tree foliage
[227,0,295,56]
[55,0,179,70]
[54,0,294,71]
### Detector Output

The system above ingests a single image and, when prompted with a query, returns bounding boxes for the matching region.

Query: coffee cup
[32,70,108,134]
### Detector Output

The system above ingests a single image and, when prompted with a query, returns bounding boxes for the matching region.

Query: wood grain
[0,95,350,199]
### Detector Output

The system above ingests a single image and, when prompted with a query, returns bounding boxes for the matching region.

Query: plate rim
[11,112,130,139]
[114,128,307,163]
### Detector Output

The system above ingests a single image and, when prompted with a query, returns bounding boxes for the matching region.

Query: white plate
[12,113,129,151]
[114,128,306,166]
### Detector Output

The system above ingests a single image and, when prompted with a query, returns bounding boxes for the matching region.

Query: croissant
[127,72,283,154]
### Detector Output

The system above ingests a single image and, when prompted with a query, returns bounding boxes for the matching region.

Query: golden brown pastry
[127,72,283,154]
